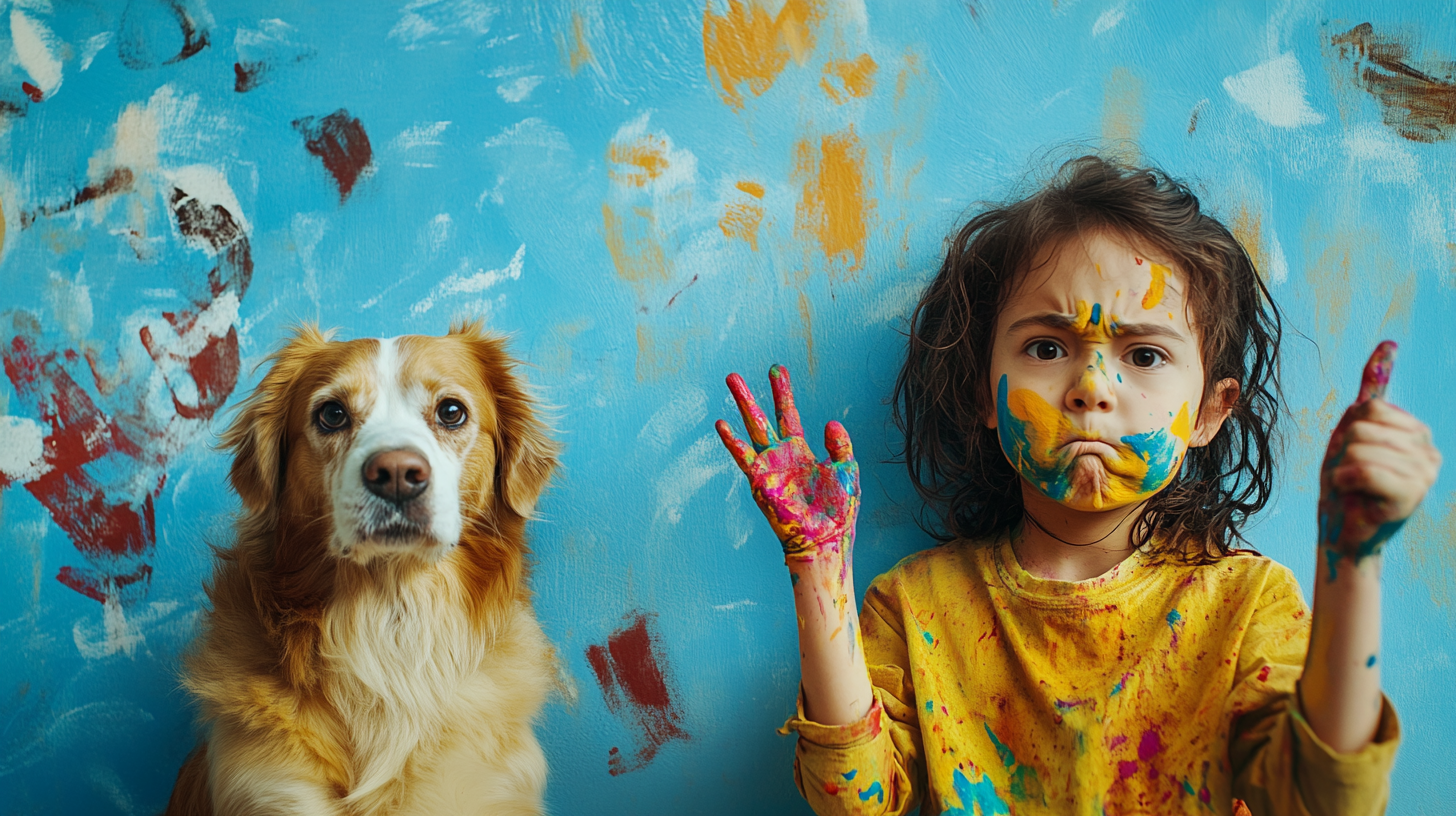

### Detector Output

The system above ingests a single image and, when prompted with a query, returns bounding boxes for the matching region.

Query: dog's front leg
[206,719,347,816]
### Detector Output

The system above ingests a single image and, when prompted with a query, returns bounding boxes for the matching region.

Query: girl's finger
[716,419,757,473]
[769,364,805,440]
[726,372,776,450]
[1355,340,1397,404]
[1342,419,1430,453]
[825,421,855,464]
[1332,461,1419,508]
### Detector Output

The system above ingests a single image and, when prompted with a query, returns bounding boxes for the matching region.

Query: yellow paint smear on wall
[1230,205,1267,277]
[558,12,595,75]
[794,126,872,274]
[702,0,826,110]
[1101,67,1143,155]
[821,53,877,103]
[603,204,670,284]
[736,180,765,198]
[608,133,672,187]
[720,201,764,250]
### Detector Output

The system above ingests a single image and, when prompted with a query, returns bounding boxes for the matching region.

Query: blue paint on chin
[996,374,1072,501]
[1120,425,1182,492]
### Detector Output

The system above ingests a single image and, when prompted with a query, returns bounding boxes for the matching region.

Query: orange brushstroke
[560,12,595,75]
[794,126,872,273]
[702,0,826,110]
[821,53,877,103]
[603,204,669,284]
[720,200,764,250]
[736,180,765,198]
[608,133,672,187]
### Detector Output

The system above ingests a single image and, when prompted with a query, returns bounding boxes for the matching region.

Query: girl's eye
[317,401,350,432]
[1027,340,1066,361]
[436,399,468,429]
[1127,347,1167,368]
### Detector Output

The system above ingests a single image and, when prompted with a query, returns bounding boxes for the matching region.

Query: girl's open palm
[716,365,860,559]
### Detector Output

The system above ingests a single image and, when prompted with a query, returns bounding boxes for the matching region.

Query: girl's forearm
[1300,548,1383,753]
[789,552,875,725]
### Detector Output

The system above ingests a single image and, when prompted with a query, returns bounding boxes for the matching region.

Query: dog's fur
[166,322,559,816]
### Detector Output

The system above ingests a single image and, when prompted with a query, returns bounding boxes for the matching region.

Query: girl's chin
[1054,457,1148,511]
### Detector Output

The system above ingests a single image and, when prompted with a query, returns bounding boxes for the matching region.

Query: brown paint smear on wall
[1229,205,1266,278]
[1406,494,1456,615]
[794,126,872,274]
[703,0,826,110]
[1331,23,1456,143]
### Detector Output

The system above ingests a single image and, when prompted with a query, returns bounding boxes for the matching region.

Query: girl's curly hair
[891,155,1283,563]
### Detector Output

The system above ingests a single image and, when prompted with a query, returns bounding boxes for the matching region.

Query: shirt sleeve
[1228,562,1401,816]
[781,579,925,816]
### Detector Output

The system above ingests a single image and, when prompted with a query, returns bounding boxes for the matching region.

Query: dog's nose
[363,449,431,504]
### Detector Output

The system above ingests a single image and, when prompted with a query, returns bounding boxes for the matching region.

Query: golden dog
[166,322,558,815]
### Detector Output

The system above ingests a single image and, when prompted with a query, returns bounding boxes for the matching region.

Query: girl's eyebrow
[1007,313,1187,342]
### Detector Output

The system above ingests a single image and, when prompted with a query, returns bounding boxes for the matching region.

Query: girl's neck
[1013,488,1144,582]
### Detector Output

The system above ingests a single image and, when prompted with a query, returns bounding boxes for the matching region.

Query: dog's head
[221,321,557,566]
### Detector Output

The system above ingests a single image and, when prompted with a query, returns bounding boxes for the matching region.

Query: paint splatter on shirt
[783,535,1399,815]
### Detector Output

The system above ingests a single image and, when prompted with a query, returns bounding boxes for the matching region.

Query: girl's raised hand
[1318,341,1442,569]
[716,365,860,559]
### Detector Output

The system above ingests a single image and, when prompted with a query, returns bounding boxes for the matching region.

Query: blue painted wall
[2,1,1454,813]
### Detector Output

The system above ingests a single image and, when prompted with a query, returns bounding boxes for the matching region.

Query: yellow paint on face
[998,379,1191,511]
[1141,262,1170,309]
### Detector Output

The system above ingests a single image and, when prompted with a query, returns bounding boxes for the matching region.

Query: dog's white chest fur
[322,570,550,816]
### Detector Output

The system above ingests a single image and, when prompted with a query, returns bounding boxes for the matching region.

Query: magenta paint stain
[293,109,374,202]
[586,612,689,776]
[1118,760,1138,780]
[1137,727,1163,761]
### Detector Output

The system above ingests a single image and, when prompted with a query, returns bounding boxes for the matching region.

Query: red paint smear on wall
[2,177,252,604]
[585,612,689,775]
[293,109,373,202]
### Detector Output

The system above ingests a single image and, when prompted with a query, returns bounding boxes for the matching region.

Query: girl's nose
[1065,356,1117,413]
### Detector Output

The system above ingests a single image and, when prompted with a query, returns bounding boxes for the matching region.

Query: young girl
[716,156,1441,815]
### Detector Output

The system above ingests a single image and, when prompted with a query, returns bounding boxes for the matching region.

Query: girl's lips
[1061,439,1116,458]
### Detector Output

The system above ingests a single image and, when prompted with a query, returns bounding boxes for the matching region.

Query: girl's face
[987,231,1235,512]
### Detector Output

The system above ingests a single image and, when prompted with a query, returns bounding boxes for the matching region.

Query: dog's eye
[317,401,350,432]
[436,399,467,429]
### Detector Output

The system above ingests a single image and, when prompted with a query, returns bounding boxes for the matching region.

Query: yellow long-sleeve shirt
[785,534,1399,816]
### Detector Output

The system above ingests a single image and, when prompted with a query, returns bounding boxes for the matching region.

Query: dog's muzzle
[362,448,433,539]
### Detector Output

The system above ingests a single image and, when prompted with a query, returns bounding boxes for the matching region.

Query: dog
[165,321,559,816]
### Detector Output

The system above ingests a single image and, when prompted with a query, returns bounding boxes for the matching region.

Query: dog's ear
[219,324,333,512]
[453,321,559,519]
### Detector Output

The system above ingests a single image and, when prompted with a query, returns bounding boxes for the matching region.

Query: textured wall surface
[1,1,1454,813]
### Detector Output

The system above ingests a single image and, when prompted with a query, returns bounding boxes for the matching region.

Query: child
[716,156,1440,815]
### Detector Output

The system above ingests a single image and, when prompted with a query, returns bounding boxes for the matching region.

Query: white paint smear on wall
[10,9,62,97]
[0,701,154,777]
[483,118,571,151]
[0,416,51,482]
[389,0,496,49]
[1092,2,1128,37]
[1222,53,1324,128]
[410,243,524,316]
[497,75,544,103]
[654,434,735,525]
[72,599,183,659]
[636,386,708,453]
[79,31,112,71]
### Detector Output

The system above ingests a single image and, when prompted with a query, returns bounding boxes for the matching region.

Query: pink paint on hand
[717,365,860,559]
[1356,340,1396,404]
